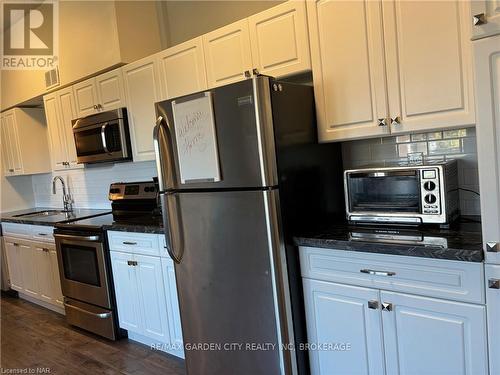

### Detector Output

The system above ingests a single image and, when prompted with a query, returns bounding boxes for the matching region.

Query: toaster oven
[344,160,459,225]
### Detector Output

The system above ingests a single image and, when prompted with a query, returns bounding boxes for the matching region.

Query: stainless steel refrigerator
[153,76,344,375]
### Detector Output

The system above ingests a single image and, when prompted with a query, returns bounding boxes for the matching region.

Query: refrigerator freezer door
[154,76,278,191]
[161,189,295,375]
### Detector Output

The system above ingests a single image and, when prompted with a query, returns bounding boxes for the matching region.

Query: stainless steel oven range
[54,215,119,340]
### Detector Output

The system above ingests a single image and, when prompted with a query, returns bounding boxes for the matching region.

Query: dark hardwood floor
[1,294,185,374]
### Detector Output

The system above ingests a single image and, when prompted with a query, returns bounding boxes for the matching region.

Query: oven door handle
[54,233,101,242]
[101,122,111,154]
[64,301,112,319]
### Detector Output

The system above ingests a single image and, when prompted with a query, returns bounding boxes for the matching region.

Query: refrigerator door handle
[153,115,176,192]
[161,193,184,264]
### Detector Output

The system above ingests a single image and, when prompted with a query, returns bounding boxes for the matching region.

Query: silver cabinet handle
[473,13,486,26]
[93,105,98,110]
[37,233,48,236]
[390,116,401,126]
[489,279,500,289]
[42,248,49,252]
[360,269,396,276]
[64,301,112,319]
[378,118,387,127]
[382,302,393,311]
[244,70,251,78]
[12,243,19,247]
[127,260,138,266]
[487,242,500,252]
[8,168,14,172]
[122,241,137,245]
[252,68,260,76]
[368,300,379,310]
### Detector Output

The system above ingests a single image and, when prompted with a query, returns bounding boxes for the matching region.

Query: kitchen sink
[12,209,70,218]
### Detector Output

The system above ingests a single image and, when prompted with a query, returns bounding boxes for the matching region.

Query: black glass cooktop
[55,213,162,231]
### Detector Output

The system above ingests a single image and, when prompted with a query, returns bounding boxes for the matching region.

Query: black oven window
[349,173,420,213]
[61,245,101,286]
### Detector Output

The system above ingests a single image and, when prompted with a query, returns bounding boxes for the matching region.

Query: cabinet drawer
[2,222,33,239]
[31,225,54,242]
[299,247,485,304]
[107,231,160,256]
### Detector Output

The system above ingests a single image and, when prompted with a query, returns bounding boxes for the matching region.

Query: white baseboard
[127,331,184,359]
[18,292,65,315]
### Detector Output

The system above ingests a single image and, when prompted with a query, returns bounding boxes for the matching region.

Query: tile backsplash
[341,128,481,215]
[32,161,158,209]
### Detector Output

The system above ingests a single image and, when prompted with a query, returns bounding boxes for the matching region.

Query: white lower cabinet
[303,279,385,375]
[301,247,488,375]
[3,233,64,313]
[108,231,183,358]
[381,291,488,375]
[486,264,500,375]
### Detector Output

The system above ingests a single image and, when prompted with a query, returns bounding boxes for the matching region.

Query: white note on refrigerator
[171,92,221,183]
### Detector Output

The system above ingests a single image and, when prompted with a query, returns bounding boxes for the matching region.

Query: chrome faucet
[52,176,73,212]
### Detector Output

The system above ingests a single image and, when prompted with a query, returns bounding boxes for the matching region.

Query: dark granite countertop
[1,207,111,226]
[294,217,483,262]
[104,221,164,234]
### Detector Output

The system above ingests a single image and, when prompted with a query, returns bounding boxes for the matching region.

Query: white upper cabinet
[248,0,311,78]
[43,88,82,171]
[471,0,500,40]
[73,68,126,118]
[383,0,475,134]
[158,37,208,100]
[475,34,500,263]
[307,0,389,141]
[203,19,254,88]
[381,291,488,375]
[1,108,51,176]
[73,78,99,118]
[122,55,162,162]
[309,0,475,142]
[95,69,126,111]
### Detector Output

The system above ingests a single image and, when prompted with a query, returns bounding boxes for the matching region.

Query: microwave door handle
[101,122,110,154]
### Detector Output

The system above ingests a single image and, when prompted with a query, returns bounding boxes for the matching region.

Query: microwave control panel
[420,168,440,215]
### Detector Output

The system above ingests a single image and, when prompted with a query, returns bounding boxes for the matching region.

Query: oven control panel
[109,182,157,201]
[420,168,441,215]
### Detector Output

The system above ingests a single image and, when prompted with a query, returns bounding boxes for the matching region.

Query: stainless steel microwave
[72,108,132,164]
[344,160,459,225]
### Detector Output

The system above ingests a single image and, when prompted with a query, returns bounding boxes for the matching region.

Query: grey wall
[158,1,283,47]
[341,128,481,216]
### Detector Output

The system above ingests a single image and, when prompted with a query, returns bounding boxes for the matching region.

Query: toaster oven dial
[424,194,437,204]
[423,181,436,191]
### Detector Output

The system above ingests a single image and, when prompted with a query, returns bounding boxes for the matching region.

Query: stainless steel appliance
[54,220,117,340]
[154,76,344,374]
[72,108,132,164]
[344,160,459,225]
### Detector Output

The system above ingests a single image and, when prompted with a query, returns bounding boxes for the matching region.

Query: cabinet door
[203,19,253,88]
[18,242,38,297]
[485,264,500,375]
[49,249,64,308]
[135,254,170,343]
[158,37,207,100]
[122,55,162,161]
[110,251,143,332]
[471,0,500,40]
[161,258,184,353]
[44,93,67,171]
[1,115,14,175]
[381,291,488,375]
[73,78,98,118]
[57,87,81,169]
[303,279,385,375]
[95,69,126,111]
[4,239,24,291]
[248,0,310,78]
[34,245,53,304]
[307,0,389,142]
[4,111,23,174]
[475,35,500,264]
[383,0,475,134]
